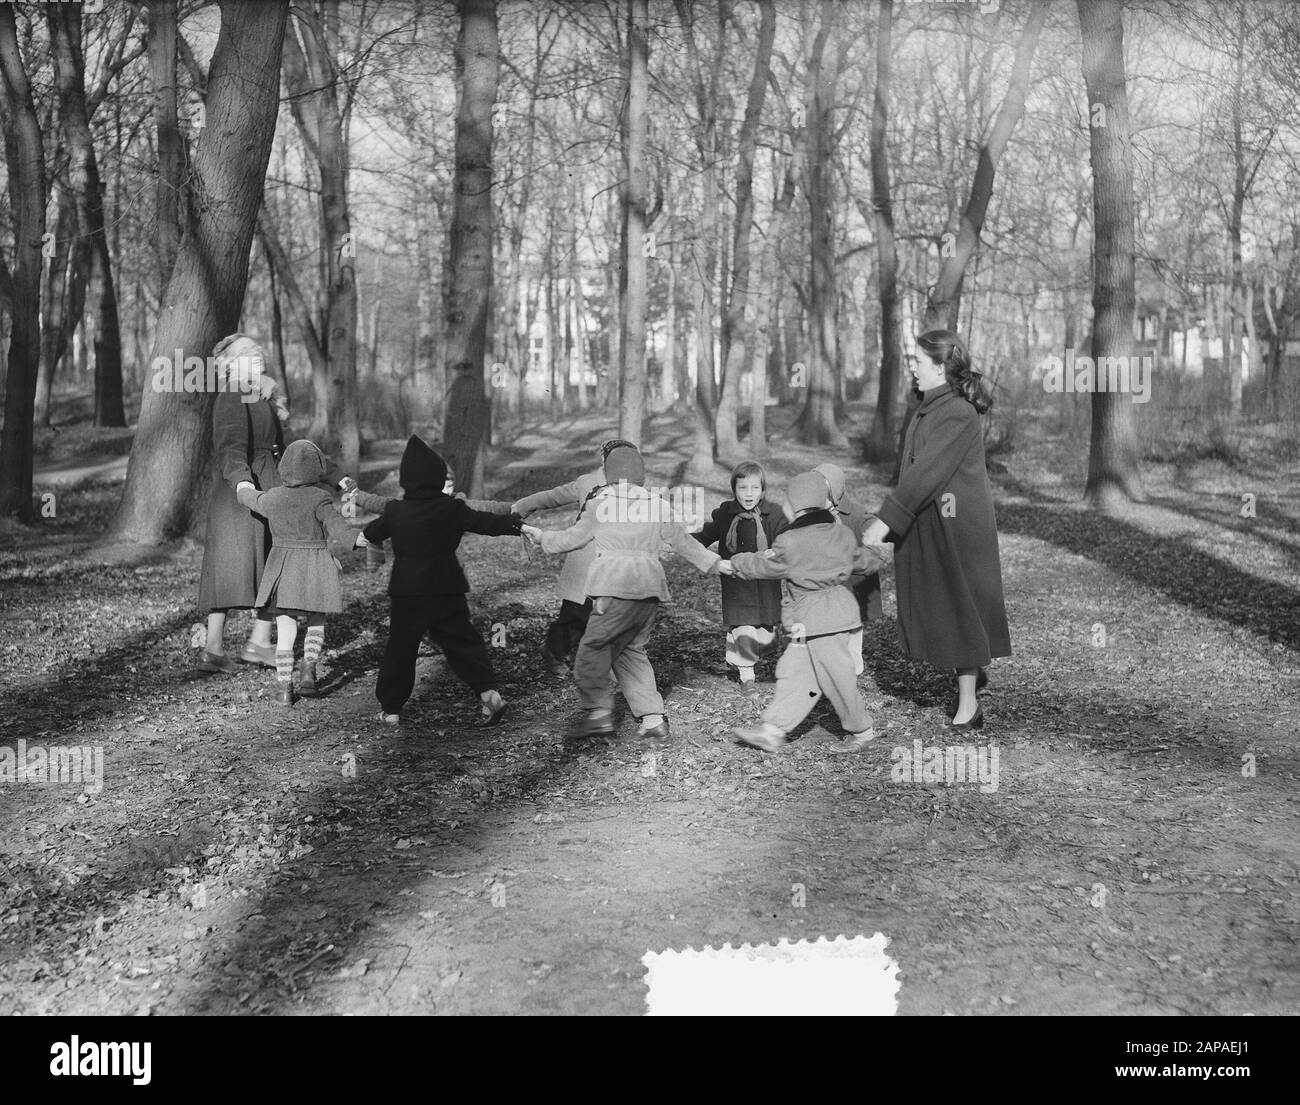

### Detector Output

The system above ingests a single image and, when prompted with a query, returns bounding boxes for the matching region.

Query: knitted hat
[600,438,636,462]
[399,434,448,499]
[603,444,645,486]
[278,439,327,488]
[787,471,829,514]
[813,462,845,506]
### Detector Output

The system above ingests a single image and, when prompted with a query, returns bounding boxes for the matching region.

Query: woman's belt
[274,540,328,550]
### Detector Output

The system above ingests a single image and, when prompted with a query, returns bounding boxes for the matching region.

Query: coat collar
[918,383,957,412]
[786,508,835,531]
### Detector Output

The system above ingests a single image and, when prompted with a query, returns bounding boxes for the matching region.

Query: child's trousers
[573,597,662,718]
[377,593,496,714]
[763,631,873,735]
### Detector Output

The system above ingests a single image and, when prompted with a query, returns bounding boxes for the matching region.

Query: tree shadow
[994,480,1300,651]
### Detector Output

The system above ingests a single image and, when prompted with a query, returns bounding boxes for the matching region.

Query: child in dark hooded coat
[235,439,363,705]
[360,435,523,727]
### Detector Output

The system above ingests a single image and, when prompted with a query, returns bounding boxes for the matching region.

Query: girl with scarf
[692,461,785,694]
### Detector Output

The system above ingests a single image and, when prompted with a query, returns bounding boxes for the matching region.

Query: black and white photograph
[0,0,1296,1037]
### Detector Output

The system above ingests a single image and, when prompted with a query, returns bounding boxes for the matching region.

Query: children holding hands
[521,445,726,743]
[358,435,523,727]
[724,472,891,755]
[234,439,365,705]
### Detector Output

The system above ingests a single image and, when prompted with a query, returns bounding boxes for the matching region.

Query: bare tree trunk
[49,2,125,428]
[35,186,81,429]
[0,3,47,520]
[865,0,902,462]
[1078,0,1144,508]
[105,0,290,543]
[800,0,846,447]
[619,0,649,446]
[147,0,184,278]
[716,0,775,461]
[442,0,498,497]
[924,2,1048,330]
[281,0,360,475]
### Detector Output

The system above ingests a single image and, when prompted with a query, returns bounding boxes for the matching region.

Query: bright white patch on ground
[642,934,898,1015]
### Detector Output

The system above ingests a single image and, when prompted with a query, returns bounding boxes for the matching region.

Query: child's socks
[275,649,294,686]
[303,625,325,668]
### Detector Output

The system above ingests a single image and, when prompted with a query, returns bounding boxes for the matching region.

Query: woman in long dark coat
[196,333,348,673]
[863,330,1010,729]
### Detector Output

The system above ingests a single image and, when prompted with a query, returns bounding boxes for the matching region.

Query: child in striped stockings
[235,439,364,706]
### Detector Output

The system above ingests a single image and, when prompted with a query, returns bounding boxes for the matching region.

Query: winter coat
[875,384,1011,668]
[197,393,282,612]
[360,436,521,597]
[197,392,345,612]
[693,498,784,626]
[236,440,356,614]
[513,470,604,604]
[536,481,720,601]
[729,509,887,638]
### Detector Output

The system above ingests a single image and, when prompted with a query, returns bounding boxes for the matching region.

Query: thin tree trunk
[105,0,290,543]
[50,2,125,428]
[442,0,498,497]
[147,0,184,278]
[619,0,649,446]
[716,0,775,461]
[281,0,360,475]
[865,0,902,462]
[1078,0,1144,507]
[800,0,846,447]
[925,1,1049,330]
[0,3,47,520]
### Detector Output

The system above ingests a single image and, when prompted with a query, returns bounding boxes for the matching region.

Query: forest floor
[1,403,1298,1015]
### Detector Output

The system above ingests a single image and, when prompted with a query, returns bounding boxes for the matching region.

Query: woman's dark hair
[730,460,766,497]
[913,329,993,414]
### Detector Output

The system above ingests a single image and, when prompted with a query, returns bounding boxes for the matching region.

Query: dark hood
[278,439,327,488]
[400,435,448,499]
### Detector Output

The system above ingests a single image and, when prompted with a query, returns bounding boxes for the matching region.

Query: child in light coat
[725,472,890,754]
[522,445,722,743]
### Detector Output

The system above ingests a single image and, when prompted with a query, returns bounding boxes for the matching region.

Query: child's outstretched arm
[455,499,523,538]
[455,493,514,515]
[235,481,265,514]
[691,508,722,549]
[511,470,600,518]
[317,496,365,559]
[729,544,790,581]
[524,515,595,555]
[349,488,391,515]
[664,522,722,574]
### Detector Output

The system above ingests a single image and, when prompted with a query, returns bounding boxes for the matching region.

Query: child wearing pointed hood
[359,435,523,727]
[236,439,365,705]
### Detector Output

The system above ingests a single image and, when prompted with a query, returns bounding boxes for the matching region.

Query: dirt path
[2,410,1297,1015]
